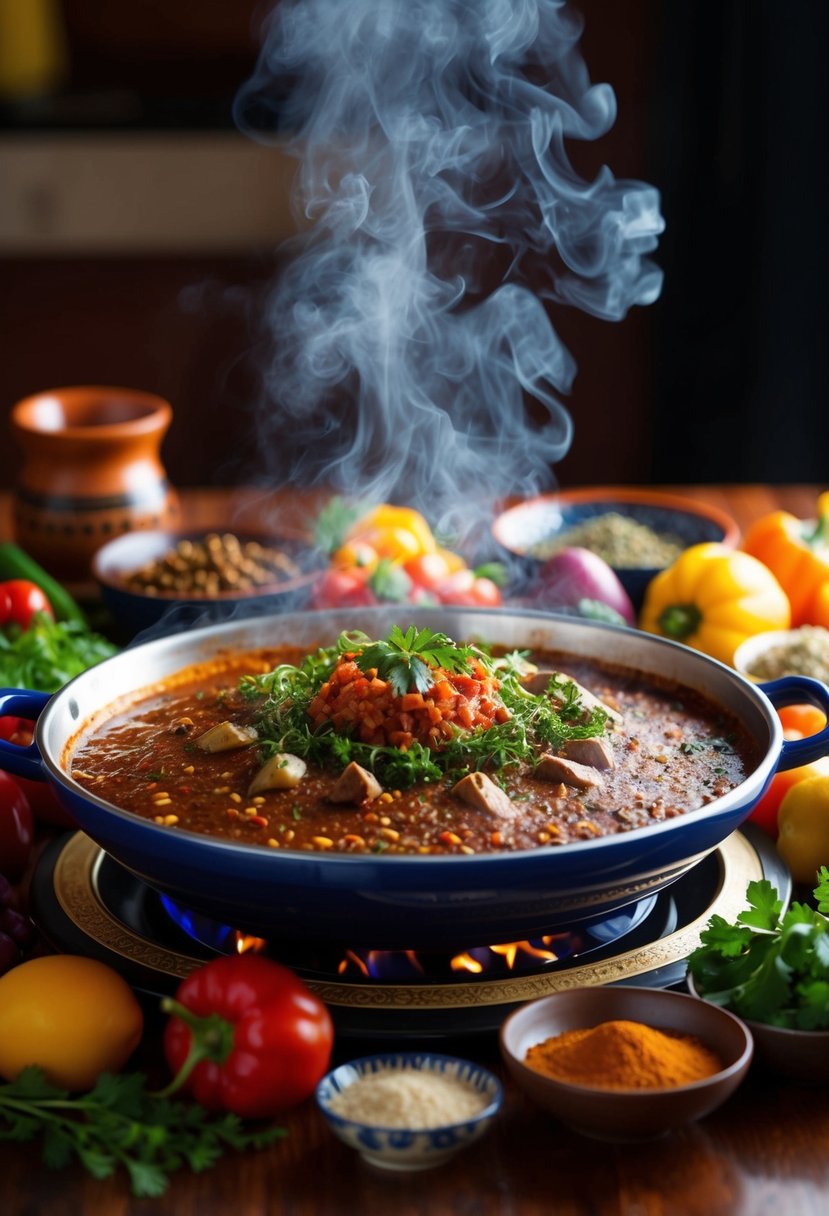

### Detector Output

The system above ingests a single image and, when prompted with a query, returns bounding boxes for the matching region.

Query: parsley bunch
[240,626,606,789]
[687,867,829,1029]
[0,615,117,692]
[0,1066,285,1198]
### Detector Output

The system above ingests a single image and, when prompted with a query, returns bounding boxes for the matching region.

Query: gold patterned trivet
[51,831,762,1010]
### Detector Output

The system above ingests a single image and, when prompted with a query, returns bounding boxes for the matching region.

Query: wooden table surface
[2,483,828,1216]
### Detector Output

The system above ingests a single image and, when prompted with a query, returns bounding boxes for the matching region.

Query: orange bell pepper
[742,490,829,627]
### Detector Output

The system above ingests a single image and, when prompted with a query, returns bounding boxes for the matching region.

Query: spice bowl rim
[315,1050,503,1170]
[732,627,829,685]
[499,984,753,1141]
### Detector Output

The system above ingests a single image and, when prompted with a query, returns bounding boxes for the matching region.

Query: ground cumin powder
[525,1019,723,1089]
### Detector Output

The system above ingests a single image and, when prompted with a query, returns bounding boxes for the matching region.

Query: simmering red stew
[68,632,762,857]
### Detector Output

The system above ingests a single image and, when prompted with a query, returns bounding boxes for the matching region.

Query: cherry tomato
[778,704,827,738]
[0,720,75,826]
[0,772,34,881]
[0,580,54,629]
[0,718,23,743]
[403,552,452,590]
[434,569,503,607]
[311,567,378,609]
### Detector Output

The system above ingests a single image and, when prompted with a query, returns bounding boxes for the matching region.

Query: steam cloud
[235,0,664,539]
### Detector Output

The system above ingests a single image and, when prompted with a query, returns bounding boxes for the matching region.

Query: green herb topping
[240,626,607,789]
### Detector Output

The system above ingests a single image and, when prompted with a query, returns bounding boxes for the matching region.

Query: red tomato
[0,718,23,743]
[0,720,75,827]
[0,772,34,881]
[434,570,502,607]
[403,552,452,590]
[311,567,378,609]
[1,580,54,629]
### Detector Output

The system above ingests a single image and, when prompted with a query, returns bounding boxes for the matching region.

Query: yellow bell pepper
[639,542,791,665]
[344,504,437,562]
[742,490,829,627]
[776,774,829,885]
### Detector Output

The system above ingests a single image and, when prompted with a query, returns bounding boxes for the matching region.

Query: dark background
[1,0,825,491]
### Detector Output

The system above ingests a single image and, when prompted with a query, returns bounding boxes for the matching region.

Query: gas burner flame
[338,949,424,978]
[235,933,268,955]
[338,935,570,980]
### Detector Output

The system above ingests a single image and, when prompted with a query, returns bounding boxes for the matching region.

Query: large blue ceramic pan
[2,606,829,950]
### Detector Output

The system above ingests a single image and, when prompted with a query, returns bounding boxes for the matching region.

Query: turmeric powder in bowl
[500,987,753,1141]
[525,1019,723,1090]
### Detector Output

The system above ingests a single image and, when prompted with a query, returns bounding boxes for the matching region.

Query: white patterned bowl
[315,1052,503,1170]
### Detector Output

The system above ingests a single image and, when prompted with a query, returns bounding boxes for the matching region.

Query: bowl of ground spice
[499,986,752,1141]
[315,1052,503,1170]
[493,487,740,612]
[93,528,324,638]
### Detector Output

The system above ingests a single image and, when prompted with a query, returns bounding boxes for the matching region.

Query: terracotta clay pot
[10,386,179,583]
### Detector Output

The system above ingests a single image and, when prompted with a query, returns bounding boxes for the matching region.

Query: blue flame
[235,0,664,538]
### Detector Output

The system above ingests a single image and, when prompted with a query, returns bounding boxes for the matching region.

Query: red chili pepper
[160,953,334,1118]
[0,772,34,882]
[0,580,54,630]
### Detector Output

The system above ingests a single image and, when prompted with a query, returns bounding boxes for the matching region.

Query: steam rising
[236,0,664,537]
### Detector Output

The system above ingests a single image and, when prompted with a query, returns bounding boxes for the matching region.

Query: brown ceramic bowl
[499,986,753,1142]
[685,976,829,1083]
[742,1020,829,1083]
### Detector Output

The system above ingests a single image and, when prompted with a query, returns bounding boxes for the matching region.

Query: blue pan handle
[760,676,829,770]
[0,688,52,782]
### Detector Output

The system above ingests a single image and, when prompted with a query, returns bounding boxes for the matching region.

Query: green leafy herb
[0,614,117,692]
[352,625,478,696]
[241,627,607,789]
[472,562,508,587]
[686,867,829,1029]
[0,1067,285,1199]
[367,560,413,604]
[312,496,372,554]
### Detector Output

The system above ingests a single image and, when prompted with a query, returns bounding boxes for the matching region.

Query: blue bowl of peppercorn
[493,487,740,612]
[499,985,753,1141]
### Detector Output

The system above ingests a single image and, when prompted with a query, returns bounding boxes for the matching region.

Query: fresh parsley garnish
[687,867,829,1029]
[351,625,478,696]
[0,1067,285,1198]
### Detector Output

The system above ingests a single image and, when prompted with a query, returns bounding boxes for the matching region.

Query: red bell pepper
[160,953,334,1119]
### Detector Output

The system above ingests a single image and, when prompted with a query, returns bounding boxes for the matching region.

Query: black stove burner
[29,827,790,1039]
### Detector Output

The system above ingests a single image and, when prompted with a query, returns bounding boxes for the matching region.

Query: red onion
[528,547,636,626]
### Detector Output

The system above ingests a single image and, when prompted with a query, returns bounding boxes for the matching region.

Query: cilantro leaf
[688,873,829,1028]
[0,1067,286,1198]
